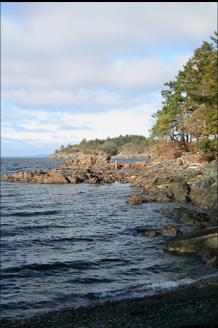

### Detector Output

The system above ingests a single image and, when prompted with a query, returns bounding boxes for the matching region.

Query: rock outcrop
[163,226,218,255]
[2,154,217,225]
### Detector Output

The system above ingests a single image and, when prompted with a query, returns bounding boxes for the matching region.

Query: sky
[1,2,217,156]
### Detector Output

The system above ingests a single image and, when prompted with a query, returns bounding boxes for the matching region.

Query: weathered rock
[163,225,183,236]
[143,188,174,203]
[80,155,96,167]
[190,176,217,210]
[43,172,69,184]
[128,194,143,205]
[171,180,190,202]
[66,175,85,184]
[87,176,101,184]
[159,207,212,229]
[95,153,111,165]
[3,170,70,184]
[163,227,218,255]
[206,201,218,226]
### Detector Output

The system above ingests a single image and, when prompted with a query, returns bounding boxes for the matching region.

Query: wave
[88,273,218,302]
[1,260,100,275]
[1,225,69,237]
[1,257,130,278]
[4,210,59,217]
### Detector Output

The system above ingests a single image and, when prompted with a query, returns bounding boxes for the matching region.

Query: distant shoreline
[1,155,50,159]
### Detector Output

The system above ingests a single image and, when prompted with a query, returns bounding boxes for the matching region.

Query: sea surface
[1,158,217,320]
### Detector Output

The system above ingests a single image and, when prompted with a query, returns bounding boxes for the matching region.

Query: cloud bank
[1,2,217,156]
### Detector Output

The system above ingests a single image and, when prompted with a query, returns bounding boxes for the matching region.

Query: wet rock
[163,225,183,236]
[163,227,218,255]
[206,201,218,226]
[128,194,143,205]
[206,255,218,268]
[143,230,162,238]
[159,207,211,229]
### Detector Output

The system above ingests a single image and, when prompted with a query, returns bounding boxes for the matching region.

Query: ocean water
[1,158,217,320]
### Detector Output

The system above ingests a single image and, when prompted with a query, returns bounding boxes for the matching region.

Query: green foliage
[55,135,155,156]
[152,32,218,148]
[196,138,218,157]
[102,144,118,156]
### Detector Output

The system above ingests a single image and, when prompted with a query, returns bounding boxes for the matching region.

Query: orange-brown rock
[128,194,143,205]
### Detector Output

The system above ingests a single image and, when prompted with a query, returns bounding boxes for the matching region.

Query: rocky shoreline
[1,153,218,326]
[2,153,218,263]
[2,153,217,219]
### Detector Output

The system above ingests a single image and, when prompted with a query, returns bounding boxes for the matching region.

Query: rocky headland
[2,153,218,266]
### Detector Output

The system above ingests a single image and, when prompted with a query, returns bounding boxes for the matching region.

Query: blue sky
[1,2,217,156]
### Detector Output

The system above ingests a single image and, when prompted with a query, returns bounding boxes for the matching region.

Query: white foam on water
[97,272,218,302]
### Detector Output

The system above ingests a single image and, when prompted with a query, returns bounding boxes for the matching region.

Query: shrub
[102,144,118,156]
[197,138,218,159]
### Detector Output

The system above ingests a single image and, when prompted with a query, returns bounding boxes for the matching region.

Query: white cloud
[2,105,155,147]
[1,2,217,155]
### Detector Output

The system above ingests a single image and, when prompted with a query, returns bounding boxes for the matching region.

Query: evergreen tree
[152,32,218,143]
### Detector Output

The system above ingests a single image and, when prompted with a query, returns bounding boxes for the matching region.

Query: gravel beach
[1,278,218,328]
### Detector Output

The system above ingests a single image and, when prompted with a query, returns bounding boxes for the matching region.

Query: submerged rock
[143,230,162,238]
[128,194,144,205]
